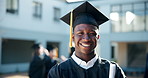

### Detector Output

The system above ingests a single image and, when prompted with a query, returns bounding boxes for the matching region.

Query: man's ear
[72,34,74,41]
[97,35,100,39]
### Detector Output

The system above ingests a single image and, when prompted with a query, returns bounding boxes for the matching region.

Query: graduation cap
[32,43,42,49]
[47,44,55,51]
[60,1,109,47]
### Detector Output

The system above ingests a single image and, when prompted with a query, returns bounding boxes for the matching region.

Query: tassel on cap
[69,10,73,48]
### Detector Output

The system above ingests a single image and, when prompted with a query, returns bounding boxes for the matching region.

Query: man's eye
[77,32,83,35]
[89,33,96,36]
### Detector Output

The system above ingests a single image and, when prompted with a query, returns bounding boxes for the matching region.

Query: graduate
[29,43,57,78]
[48,1,126,78]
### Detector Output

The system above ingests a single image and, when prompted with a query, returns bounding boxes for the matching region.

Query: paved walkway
[0,72,29,78]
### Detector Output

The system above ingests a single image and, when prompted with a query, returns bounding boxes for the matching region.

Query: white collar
[71,52,98,69]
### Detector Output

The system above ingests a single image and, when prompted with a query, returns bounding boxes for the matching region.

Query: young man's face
[73,24,99,55]
[35,46,44,55]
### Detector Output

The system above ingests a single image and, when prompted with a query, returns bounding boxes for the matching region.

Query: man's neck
[75,51,96,63]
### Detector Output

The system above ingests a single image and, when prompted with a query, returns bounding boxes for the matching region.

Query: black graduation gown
[48,58,126,78]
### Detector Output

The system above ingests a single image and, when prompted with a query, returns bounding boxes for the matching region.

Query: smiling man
[48,1,126,78]
[73,23,98,63]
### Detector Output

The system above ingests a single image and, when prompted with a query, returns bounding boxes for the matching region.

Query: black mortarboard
[32,43,42,49]
[60,1,109,28]
[60,1,109,47]
[47,45,55,51]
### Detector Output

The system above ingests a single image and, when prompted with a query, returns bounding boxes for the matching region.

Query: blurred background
[0,0,148,78]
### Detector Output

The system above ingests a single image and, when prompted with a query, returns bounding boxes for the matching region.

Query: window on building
[54,7,61,21]
[133,3,145,32]
[127,43,147,67]
[111,42,118,61]
[110,5,121,32]
[110,1,148,32]
[121,4,133,32]
[111,46,115,59]
[6,0,19,14]
[32,2,42,19]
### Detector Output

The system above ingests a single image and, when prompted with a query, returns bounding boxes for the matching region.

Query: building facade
[0,0,70,73]
[0,0,148,77]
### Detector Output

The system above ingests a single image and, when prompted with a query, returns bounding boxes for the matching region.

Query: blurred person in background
[28,43,57,78]
[48,45,68,62]
[46,45,58,71]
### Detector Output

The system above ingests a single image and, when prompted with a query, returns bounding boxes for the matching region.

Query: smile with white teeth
[80,43,91,47]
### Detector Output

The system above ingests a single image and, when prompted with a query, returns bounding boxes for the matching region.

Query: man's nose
[83,34,90,40]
